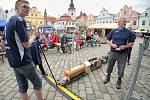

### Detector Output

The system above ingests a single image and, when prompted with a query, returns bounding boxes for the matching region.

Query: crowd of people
[32,30,103,54]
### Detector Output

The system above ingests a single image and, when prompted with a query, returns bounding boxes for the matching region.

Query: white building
[96,7,114,24]
[137,7,150,32]
[54,14,76,32]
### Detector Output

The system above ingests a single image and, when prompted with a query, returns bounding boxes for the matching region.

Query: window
[31,13,33,16]
[145,13,148,16]
[133,21,136,25]
[142,20,145,26]
[124,11,126,15]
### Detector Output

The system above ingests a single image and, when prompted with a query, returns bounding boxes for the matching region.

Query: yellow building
[25,7,44,29]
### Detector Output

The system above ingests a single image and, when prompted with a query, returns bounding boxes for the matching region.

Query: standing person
[5,0,44,100]
[60,33,68,53]
[127,27,136,65]
[93,32,101,46]
[103,17,135,89]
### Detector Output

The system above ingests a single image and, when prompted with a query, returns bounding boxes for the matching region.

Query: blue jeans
[13,63,42,93]
[107,51,127,78]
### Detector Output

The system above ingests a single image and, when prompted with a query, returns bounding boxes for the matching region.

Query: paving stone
[103,94,112,100]
[1,87,14,96]
[87,94,95,100]
[86,87,94,94]
[79,84,85,91]
[79,91,87,98]
[46,91,55,99]
[111,94,119,100]
[107,87,115,95]
[94,90,103,99]
[3,91,16,100]
[85,82,92,88]
[54,96,63,100]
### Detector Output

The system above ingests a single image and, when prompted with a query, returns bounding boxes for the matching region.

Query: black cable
[36,37,58,85]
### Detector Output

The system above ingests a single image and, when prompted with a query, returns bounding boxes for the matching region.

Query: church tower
[68,0,76,20]
[44,9,48,24]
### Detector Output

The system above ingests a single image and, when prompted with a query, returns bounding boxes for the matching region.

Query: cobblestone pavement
[0,38,150,100]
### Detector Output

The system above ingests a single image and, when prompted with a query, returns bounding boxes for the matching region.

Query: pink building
[115,5,140,30]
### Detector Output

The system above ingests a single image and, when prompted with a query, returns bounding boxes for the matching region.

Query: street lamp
[5,10,8,21]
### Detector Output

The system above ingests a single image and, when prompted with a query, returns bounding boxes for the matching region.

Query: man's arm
[22,34,36,48]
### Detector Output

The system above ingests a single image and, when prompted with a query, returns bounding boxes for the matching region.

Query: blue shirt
[107,28,135,52]
[5,15,32,68]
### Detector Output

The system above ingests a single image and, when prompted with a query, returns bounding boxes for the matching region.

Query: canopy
[38,23,53,29]
[0,19,6,31]
[87,23,130,29]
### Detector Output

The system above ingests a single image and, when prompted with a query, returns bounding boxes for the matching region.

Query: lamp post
[5,10,8,21]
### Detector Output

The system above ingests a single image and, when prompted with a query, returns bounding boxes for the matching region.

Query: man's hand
[111,44,118,49]
[119,45,127,50]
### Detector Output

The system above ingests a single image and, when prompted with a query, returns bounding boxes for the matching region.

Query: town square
[0,0,150,100]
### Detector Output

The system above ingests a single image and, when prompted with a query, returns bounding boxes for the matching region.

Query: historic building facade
[85,14,97,27]
[25,7,44,29]
[96,7,115,24]
[137,7,150,32]
[115,5,140,30]
[55,13,76,32]
[76,11,88,31]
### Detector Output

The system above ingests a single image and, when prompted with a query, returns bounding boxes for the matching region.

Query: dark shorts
[13,63,42,93]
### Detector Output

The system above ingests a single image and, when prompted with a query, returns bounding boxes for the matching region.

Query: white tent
[87,23,130,29]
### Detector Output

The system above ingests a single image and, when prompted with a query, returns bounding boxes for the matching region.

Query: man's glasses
[19,5,30,9]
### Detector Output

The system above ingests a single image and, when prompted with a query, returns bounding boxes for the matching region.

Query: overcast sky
[0,0,149,18]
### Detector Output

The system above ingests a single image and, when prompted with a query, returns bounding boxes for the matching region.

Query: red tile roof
[58,13,74,21]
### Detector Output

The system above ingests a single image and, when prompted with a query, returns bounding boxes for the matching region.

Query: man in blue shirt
[103,17,135,89]
[5,0,44,99]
